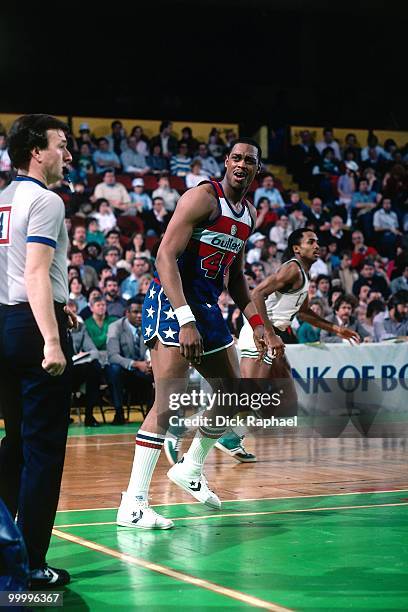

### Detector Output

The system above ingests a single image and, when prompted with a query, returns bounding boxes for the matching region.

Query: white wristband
[175,305,196,327]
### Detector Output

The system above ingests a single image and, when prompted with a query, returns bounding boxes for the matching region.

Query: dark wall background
[0,1,406,130]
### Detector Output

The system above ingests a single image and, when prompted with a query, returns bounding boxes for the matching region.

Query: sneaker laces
[174,437,182,451]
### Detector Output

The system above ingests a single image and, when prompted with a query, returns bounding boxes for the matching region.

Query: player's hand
[64,305,79,330]
[42,342,67,376]
[179,322,204,364]
[334,326,361,344]
[264,326,285,359]
[253,325,267,362]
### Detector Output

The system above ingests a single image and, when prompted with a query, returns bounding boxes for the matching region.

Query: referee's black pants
[0,302,72,570]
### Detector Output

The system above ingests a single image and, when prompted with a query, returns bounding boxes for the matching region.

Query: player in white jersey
[0,114,75,588]
[239,228,361,382]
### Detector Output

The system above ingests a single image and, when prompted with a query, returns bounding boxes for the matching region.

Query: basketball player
[238,228,361,384]
[117,138,271,530]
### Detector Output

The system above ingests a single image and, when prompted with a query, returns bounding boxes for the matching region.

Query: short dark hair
[8,114,69,169]
[103,276,118,287]
[126,295,145,309]
[281,228,315,262]
[366,299,385,318]
[388,290,408,308]
[229,137,262,161]
[333,294,357,312]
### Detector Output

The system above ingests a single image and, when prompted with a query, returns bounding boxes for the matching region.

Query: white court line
[55,501,408,528]
[56,488,408,513]
[66,441,134,447]
[52,528,293,612]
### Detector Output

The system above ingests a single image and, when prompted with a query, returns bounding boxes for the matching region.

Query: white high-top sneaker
[167,455,221,509]
[116,492,174,529]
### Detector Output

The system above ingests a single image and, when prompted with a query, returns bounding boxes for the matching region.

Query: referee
[0,115,74,587]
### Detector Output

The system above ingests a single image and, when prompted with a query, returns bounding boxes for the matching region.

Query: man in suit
[106,297,153,424]
[320,294,371,343]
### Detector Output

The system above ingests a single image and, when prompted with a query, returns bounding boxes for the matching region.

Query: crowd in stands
[1,119,407,425]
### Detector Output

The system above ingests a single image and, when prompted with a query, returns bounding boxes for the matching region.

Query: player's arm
[298,298,361,344]
[25,243,67,375]
[251,262,302,358]
[155,185,215,362]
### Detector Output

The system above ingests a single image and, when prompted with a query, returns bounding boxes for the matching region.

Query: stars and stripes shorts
[142,280,234,355]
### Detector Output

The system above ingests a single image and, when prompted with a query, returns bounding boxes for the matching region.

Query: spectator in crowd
[390,264,408,294]
[320,294,370,343]
[68,246,97,289]
[103,277,127,318]
[120,256,149,300]
[250,262,266,284]
[289,129,320,189]
[79,287,103,321]
[145,143,168,175]
[136,273,153,299]
[363,167,380,194]
[93,170,131,214]
[76,122,97,151]
[120,137,151,175]
[296,298,325,343]
[128,232,151,260]
[194,143,221,178]
[269,215,291,253]
[312,147,340,202]
[208,127,226,173]
[81,242,103,274]
[321,215,351,252]
[69,300,104,427]
[86,217,105,247]
[129,125,150,157]
[76,143,95,183]
[285,190,309,215]
[150,120,178,159]
[361,133,385,162]
[0,133,11,172]
[254,173,285,209]
[143,196,172,236]
[105,120,127,157]
[373,291,408,341]
[342,133,361,161]
[360,299,386,337]
[325,241,341,272]
[91,198,118,234]
[152,174,180,212]
[337,160,358,219]
[255,197,279,232]
[92,138,121,174]
[246,232,266,264]
[170,143,192,177]
[336,251,359,294]
[178,126,199,157]
[260,240,281,275]
[129,178,152,213]
[315,274,332,315]
[69,226,86,253]
[185,159,206,188]
[308,278,318,301]
[103,246,127,282]
[69,277,88,313]
[316,127,341,160]
[306,197,331,233]
[352,259,390,299]
[84,295,117,357]
[105,229,124,252]
[106,298,153,425]
[373,197,402,258]
[288,205,307,232]
[350,177,378,237]
[350,230,378,269]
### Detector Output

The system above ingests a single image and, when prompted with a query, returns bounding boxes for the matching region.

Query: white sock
[184,426,225,466]
[126,430,165,501]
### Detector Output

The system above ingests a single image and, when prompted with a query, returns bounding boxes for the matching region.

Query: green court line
[50,492,408,611]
